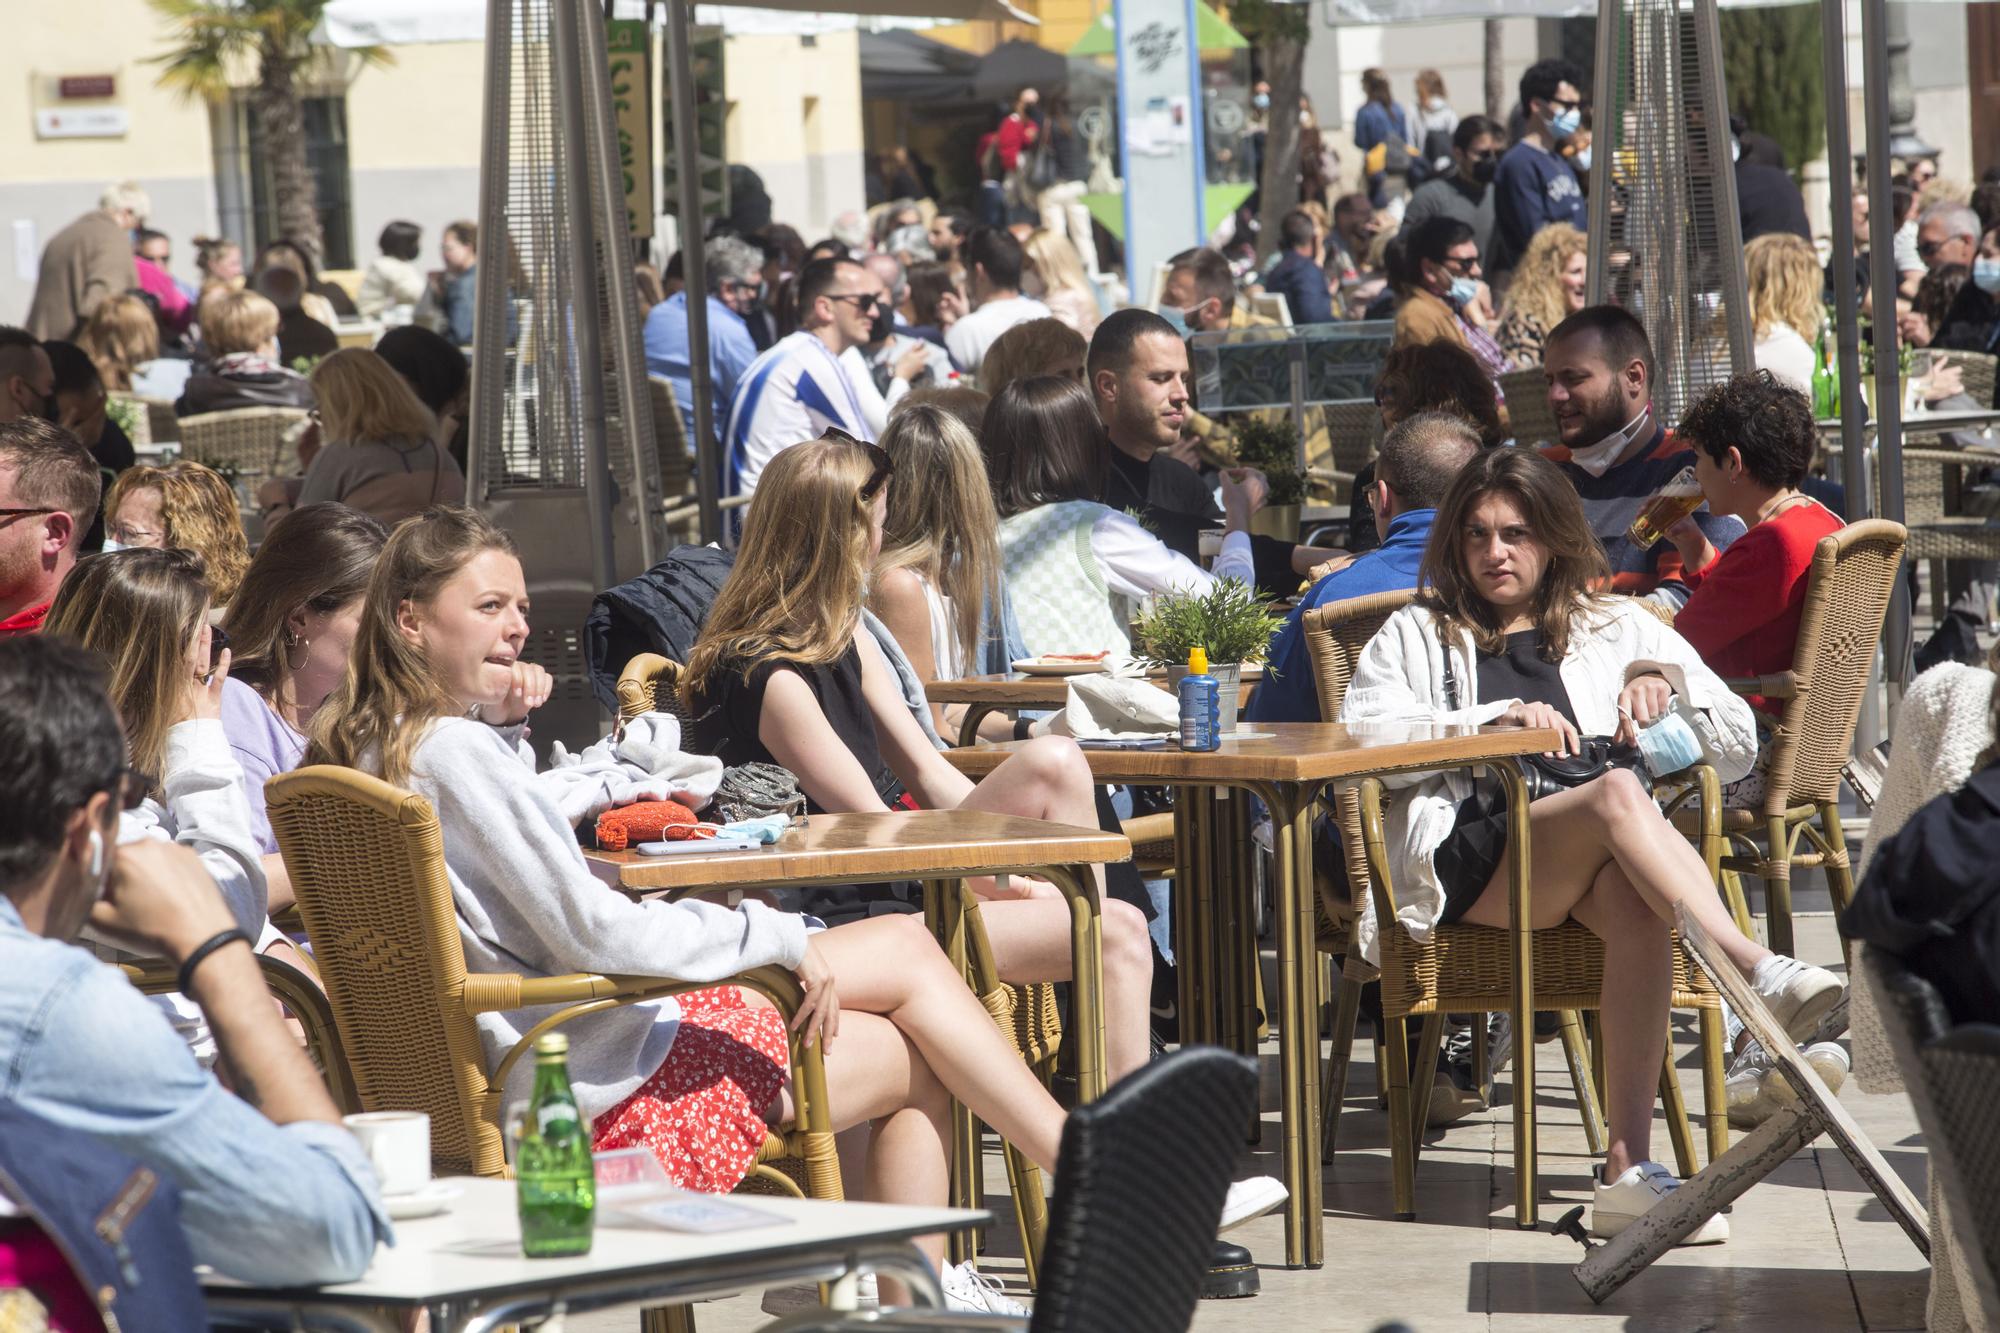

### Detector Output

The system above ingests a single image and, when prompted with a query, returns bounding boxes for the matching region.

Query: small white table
[202,1177,982,1332]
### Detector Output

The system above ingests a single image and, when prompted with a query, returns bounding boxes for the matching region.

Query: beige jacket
[27,209,135,341]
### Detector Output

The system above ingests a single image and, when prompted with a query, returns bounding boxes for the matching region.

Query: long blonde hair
[1023,228,1094,301]
[1744,232,1824,341]
[872,405,1001,675]
[45,549,210,790]
[684,439,879,703]
[80,294,160,391]
[1499,222,1587,339]
[310,348,440,448]
[102,461,252,603]
[306,506,518,786]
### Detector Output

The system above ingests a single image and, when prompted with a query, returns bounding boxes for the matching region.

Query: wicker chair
[1498,367,1557,447]
[647,375,695,505]
[1931,348,1999,409]
[175,406,308,497]
[141,397,179,446]
[1667,520,1906,957]
[264,766,839,1203]
[1306,399,1383,503]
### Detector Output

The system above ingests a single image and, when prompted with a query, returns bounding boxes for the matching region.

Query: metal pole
[664,0,720,546]
[1583,0,1620,306]
[467,0,517,503]
[1860,0,1912,689]
[552,0,619,594]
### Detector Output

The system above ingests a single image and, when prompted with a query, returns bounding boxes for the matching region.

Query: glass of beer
[1627,466,1704,548]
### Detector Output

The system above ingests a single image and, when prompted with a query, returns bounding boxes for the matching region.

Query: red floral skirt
[589,986,791,1194]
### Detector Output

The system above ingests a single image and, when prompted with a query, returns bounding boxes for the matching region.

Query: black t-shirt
[686,644,904,814]
[1103,446,1219,562]
[1473,628,1578,728]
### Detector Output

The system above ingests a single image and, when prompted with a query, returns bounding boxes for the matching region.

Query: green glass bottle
[1811,326,1836,419]
[516,1032,596,1257]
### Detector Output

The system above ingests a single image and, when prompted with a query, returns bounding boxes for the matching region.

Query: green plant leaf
[1130,576,1284,670]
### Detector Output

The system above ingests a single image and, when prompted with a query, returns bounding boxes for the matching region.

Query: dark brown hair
[1373,341,1505,446]
[906,261,959,328]
[1676,369,1816,490]
[982,375,1109,518]
[223,503,388,694]
[1417,446,1611,661]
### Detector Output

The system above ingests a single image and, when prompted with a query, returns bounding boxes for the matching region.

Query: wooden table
[947,721,1562,1269]
[204,1176,981,1332]
[586,809,1131,1105]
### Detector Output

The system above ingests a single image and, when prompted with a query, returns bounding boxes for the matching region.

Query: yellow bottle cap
[1188,646,1209,675]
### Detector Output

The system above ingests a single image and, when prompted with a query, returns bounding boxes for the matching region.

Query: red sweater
[1674,498,1843,715]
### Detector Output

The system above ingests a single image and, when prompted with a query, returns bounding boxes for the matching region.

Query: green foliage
[1228,0,1310,46]
[1131,577,1285,669]
[1230,416,1307,505]
[104,395,141,441]
[148,0,388,102]
[1719,6,1824,187]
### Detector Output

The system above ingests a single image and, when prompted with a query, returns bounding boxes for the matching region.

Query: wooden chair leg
[1699,1005,1729,1164]
[1659,1031,1697,1179]
[1382,1014,1418,1221]
[1409,1012,1446,1163]
[1321,971,1364,1162]
[1558,1011,1606,1156]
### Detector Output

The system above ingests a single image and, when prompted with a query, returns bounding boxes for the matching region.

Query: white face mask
[1563,404,1652,477]
[100,538,126,554]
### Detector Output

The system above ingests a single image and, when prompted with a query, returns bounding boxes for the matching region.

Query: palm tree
[150,0,387,263]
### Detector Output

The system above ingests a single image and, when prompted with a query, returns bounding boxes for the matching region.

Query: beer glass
[1627,466,1704,548]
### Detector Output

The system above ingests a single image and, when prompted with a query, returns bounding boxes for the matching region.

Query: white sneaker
[1592,1161,1730,1245]
[1725,1045,1779,1129]
[941,1262,1029,1316]
[760,1272,879,1316]
[1750,955,1844,1043]
[1219,1175,1289,1232]
[1763,1041,1851,1110]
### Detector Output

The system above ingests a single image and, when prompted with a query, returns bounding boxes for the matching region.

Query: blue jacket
[0,897,390,1286]
[1491,141,1586,271]
[1354,100,1411,155]
[1262,251,1333,326]
[643,291,760,446]
[1246,508,1434,725]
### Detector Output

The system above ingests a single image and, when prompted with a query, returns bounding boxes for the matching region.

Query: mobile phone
[634,837,762,856]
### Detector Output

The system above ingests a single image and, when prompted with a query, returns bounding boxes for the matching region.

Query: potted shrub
[1132,577,1284,732]
[1230,416,1308,543]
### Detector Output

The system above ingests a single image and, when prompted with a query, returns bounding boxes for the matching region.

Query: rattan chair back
[176,407,308,486]
[142,398,179,445]
[1759,521,1907,811]
[1322,399,1384,479]
[647,376,694,501]
[1499,368,1558,446]
[267,766,507,1177]
[616,651,689,724]
[1931,349,1999,409]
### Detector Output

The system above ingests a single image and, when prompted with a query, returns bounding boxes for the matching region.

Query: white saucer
[382,1181,462,1220]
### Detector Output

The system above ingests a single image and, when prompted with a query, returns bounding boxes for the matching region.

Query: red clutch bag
[595,799,699,850]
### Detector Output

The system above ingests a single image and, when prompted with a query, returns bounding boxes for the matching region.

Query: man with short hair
[643,235,764,446]
[0,327,57,426]
[26,182,147,342]
[1490,60,1588,277]
[1326,193,1377,285]
[723,256,880,505]
[845,259,948,424]
[1260,211,1334,325]
[1917,201,1982,275]
[1400,115,1504,263]
[255,265,339,365]
[927,208,973,267]
[0,635,389,1284]
[0,415,97,637]
[1539,306,1742,604]
[1160,246,1246,336]
[943,227,1050,375]
[1246,410,1479,725]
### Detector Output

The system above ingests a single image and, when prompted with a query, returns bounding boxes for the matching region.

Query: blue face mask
[1548,106,1582,140]
[1636,709,1705,778]
[1573,146,1592,173]
[1157,304,1196,338]
[1252,93,1270,111]
[1447,275,1480,307]
[1974,257,2000,294]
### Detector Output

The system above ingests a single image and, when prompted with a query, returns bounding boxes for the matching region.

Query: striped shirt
[1540,426,1744,605]
[722,330,874,506]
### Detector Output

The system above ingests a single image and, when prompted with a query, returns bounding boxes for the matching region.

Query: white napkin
[1062,673,1180,740]
[542,712,726,825]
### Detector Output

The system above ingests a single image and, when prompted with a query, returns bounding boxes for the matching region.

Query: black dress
[1431,629,1579,922]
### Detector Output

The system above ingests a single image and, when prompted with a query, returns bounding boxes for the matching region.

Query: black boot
[1200,1239,1259,1298]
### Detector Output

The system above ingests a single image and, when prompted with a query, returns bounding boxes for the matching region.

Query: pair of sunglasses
[821,427,894,501]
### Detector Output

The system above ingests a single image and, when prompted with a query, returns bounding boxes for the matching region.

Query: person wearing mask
[1391,217,1509,380]
[356,220,426,320]
[1411,70,1460,174]
[643,236,765,447]
[101,461,251,602]
[1494,223,1587,370]
[175,290,314,417]
[722,257,881,506]
[1260,210,1335,326]
[1490,60,1589,279]
[1919,202,1986,280]
[42,340,135,484]
[0,634,389,1290]
[842,260,942,435]
[1354,68,1416,208]
[943,227,1050,375]
[0,415,97,637]
[0,328,58,427]
[1400,116,1505,267]
[1538,306,1743,604]
[1932,221,2000,354]
[25,182,147,342]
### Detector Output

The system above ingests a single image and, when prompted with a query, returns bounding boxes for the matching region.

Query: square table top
[944,720,1566,785]
[202,1177,982,1308]
[586,809,1130,892]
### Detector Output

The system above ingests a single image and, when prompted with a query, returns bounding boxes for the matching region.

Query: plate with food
[1012,652,1113,677]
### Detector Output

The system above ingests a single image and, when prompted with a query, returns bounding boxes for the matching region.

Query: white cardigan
[1339,598,1759,965]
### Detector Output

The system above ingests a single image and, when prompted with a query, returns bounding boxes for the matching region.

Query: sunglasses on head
[820,427,894,500]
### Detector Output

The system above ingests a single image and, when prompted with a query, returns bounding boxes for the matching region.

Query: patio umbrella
[861,28,983,103]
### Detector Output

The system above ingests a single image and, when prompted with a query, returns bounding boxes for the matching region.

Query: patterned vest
[998,500,1133,659]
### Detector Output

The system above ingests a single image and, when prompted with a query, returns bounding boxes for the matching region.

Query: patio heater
[1583,0,1751,427]
[467,0,667,752]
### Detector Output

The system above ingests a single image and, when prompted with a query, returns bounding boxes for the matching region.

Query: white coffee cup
[1198,529,1225,562]
[344,1110,432,1197]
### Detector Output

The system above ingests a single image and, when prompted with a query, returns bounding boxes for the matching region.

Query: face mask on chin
[1564,403,1653,477]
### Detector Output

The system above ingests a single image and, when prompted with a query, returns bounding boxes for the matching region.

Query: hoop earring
[283,629,311,672]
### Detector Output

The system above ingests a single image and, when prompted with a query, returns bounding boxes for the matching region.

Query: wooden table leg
[1263,782,1324,1269]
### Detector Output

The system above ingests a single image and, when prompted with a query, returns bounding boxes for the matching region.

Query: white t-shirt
[1754,322,1817,395]
[945,294,1052,376]
[723,330,874,505]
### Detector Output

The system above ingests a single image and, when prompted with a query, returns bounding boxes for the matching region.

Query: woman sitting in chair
[1341,446,1842,1243]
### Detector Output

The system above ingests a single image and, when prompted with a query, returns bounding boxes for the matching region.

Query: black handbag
[1443,654,1643,802]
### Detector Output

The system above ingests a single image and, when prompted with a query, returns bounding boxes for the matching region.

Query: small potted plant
[1131,577,1284,732]
[1230,416,1308,543]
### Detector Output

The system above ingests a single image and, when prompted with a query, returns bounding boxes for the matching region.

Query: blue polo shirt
[1246,507,1434,725]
